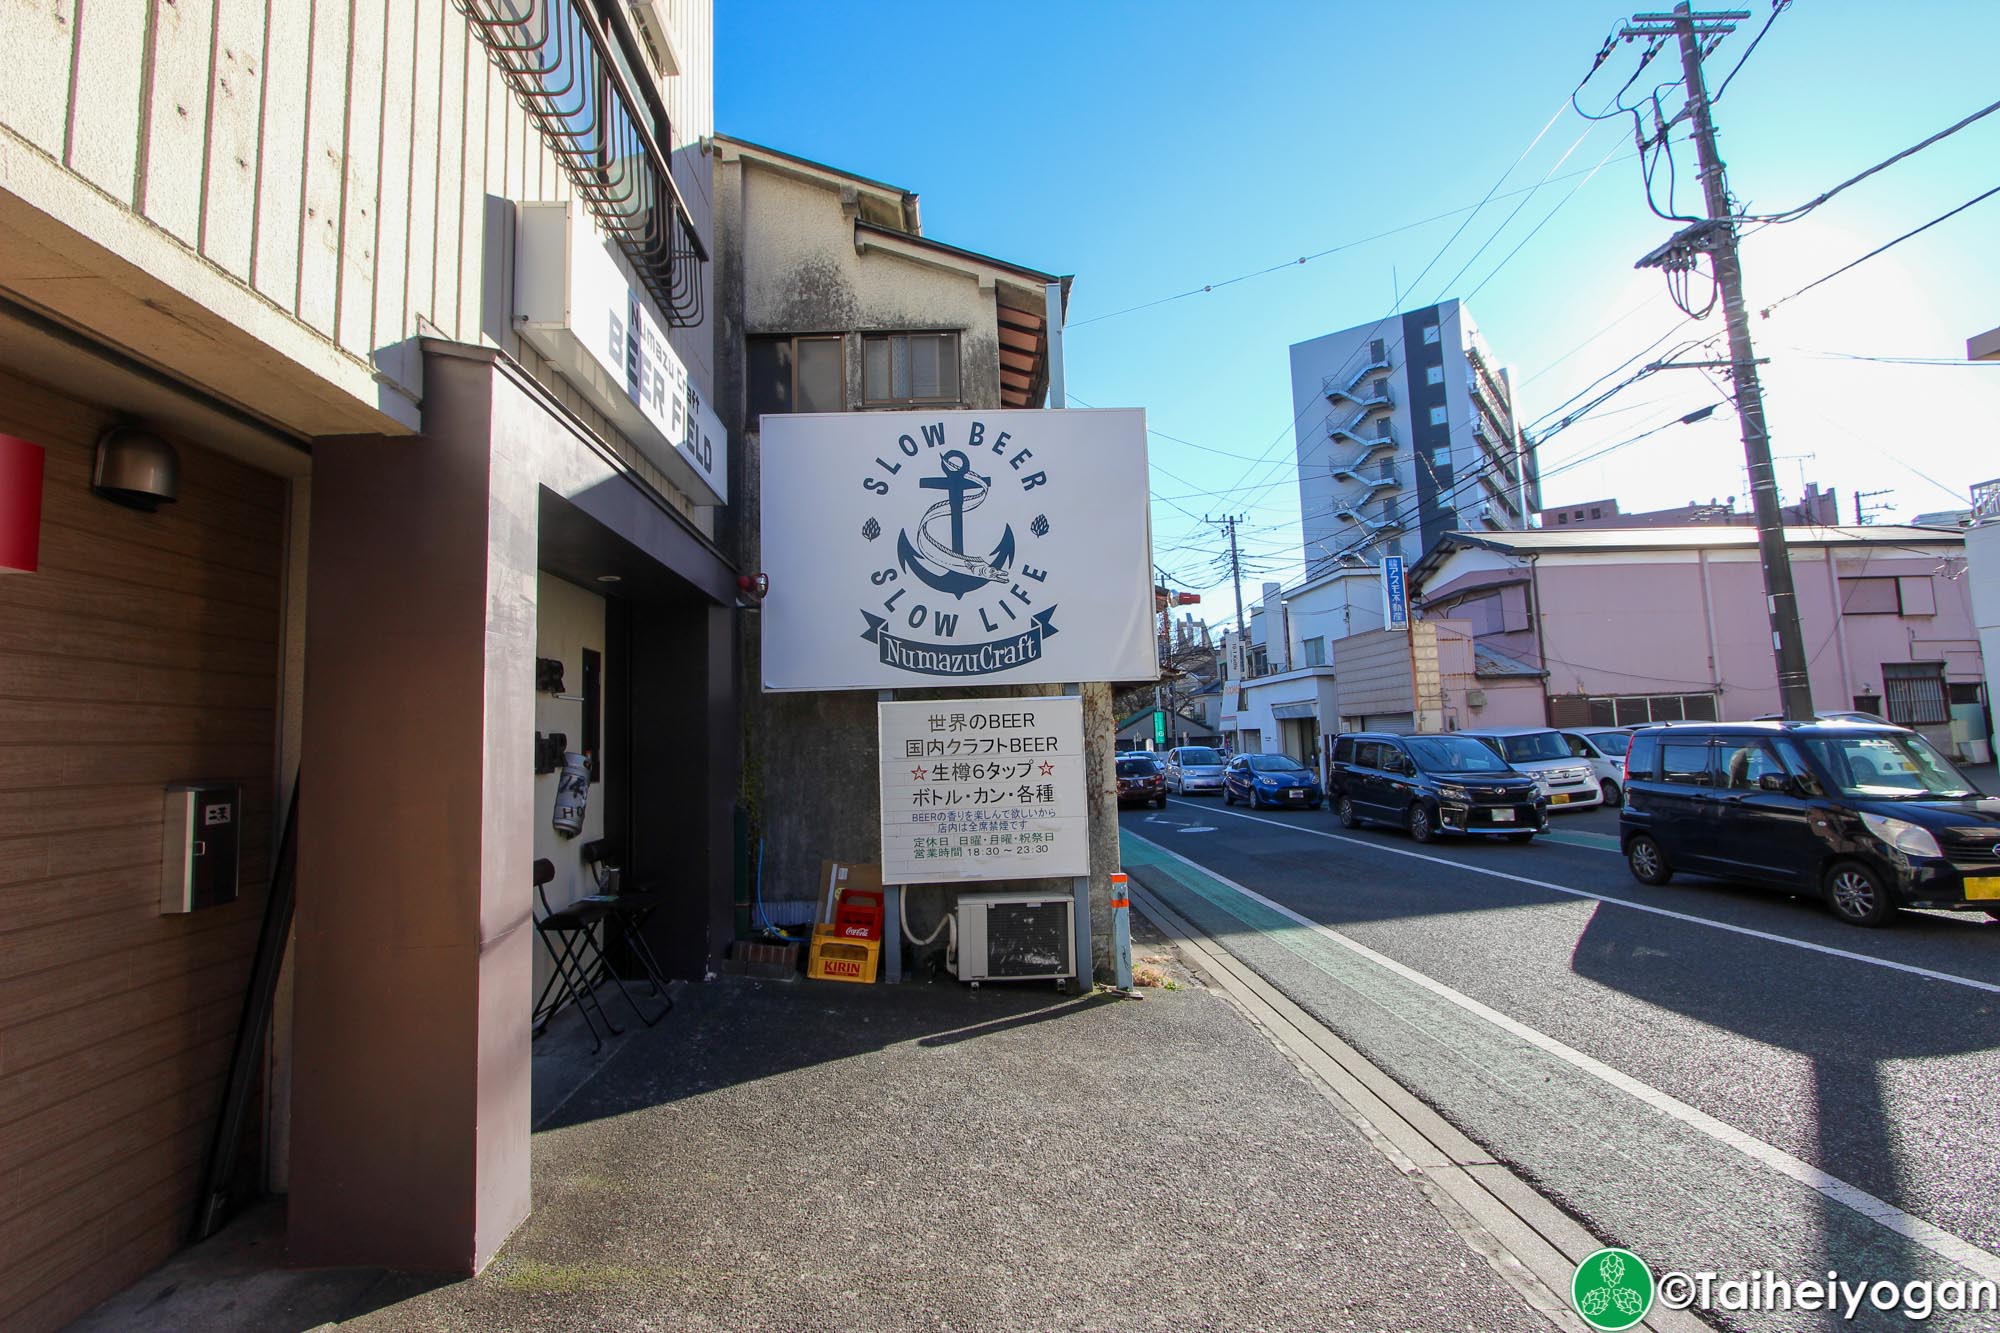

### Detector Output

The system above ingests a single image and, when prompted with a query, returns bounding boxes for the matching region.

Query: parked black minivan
[1327,732,1547,843]
[1619,721,2000,926]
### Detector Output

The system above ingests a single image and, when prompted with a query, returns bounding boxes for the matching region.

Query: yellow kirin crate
[806,926,880,984]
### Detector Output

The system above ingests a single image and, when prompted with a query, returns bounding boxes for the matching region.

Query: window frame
[860,330,964,407]
[747,333,846,418]
[1839,576,1902,616]
[1659,739,1715,786]
[1882,661,1950,726]
[1717,740,1787,791]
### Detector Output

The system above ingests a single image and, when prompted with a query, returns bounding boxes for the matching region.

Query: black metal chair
[580,838,673,1017]
[531,858,620,1053]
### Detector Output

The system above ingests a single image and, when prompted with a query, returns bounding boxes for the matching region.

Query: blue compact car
[1223,753,1324,810]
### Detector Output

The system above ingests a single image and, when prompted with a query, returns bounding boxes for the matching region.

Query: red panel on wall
[0,433,46,573]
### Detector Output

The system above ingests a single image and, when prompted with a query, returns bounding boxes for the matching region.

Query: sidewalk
[76,918,1557,1333]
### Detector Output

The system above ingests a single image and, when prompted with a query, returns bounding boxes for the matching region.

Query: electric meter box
[162,783,242,914]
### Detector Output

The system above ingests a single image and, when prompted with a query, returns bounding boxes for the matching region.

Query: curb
[1128,878,1711,1333]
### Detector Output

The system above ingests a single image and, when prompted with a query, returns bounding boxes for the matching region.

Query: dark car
[1116,756,1167,808]
[1618,721,2000,927]
[1327,732,1547,843]
[1223,753,1323,810]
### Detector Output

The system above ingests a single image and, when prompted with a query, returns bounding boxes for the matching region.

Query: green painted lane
[1537,825,1622,853]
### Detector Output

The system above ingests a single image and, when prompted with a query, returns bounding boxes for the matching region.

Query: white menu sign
[878,697,1088,884]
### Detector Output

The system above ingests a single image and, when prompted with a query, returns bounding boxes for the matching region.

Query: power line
[1746,96,2000,224]
[1709,0,1790,103]
[1517,294,1670,388]
[1758,183,2000,316]
[1292,383,1724,574]
[1782,348,2000,367]
[1234,341,1711,563]
[1140,92,1668,555]
[1068,100,1642,335]
[1461,136,1632,304]
[1207,77,1647,522]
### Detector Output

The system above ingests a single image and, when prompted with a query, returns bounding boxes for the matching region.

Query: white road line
[1164,798,2000,997]
[1128,830,2000,1284]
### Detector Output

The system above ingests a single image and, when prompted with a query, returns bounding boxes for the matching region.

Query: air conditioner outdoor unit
[951,891,1075,985]
[626,0,683,78]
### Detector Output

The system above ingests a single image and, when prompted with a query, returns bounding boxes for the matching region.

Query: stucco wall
[736,167,1004,407]
[1437,543,1980,721]
[715,149,1114,976]
[531,573,608,1002]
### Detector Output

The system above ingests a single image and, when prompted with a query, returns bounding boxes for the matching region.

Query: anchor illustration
[896,450,1016,600]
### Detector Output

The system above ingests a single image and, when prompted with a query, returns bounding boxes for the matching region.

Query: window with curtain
[862,332,961,405]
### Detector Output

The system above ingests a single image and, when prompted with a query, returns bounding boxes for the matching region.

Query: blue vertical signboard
[1382,556,1409,631]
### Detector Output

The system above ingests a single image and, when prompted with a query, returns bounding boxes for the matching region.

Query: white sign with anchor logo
[761,409,1157,691]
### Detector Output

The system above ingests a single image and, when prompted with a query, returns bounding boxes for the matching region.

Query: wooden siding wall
[0,0,714,528]
[0,369,282,1333]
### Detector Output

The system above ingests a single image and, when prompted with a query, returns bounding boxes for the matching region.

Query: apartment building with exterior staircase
[1290,300,1537,574]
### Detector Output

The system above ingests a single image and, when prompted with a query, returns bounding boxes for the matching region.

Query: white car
[1457,727,1604,811]
[1559,726,1635,807]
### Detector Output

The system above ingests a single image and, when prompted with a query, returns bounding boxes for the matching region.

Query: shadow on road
[1570,903,2000,1329]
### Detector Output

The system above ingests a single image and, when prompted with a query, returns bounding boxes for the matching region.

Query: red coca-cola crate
[833,888,884,941]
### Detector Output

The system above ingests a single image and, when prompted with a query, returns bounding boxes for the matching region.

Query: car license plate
[1549,793,1570,805]
[1966,875,2000,901]
[1288,789,1306,800]
[1490,809,1514,822]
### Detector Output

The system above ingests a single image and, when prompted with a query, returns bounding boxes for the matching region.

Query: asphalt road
[1120,792,2000,1333]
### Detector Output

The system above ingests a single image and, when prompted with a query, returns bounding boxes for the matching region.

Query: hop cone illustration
[862,517,882,541]
[1574,1249,1646,1328]
[1030,513,1050,537]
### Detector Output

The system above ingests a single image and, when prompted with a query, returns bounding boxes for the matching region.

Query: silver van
[1162,745,1227,796]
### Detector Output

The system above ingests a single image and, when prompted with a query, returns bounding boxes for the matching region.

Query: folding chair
[580,839,673,1019]
[531,857,622,1053]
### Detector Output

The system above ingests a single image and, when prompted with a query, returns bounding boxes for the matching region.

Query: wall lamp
[92,426,180,511]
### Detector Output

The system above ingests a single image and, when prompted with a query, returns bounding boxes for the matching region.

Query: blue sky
[717,1,2000,615]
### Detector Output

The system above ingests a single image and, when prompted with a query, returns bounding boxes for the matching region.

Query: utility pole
[1624,4,1815,721]
[1208,514,1247,642]
[1853,488,1894,525]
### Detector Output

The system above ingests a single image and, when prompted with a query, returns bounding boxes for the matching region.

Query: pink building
[1411,526,1989,757]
